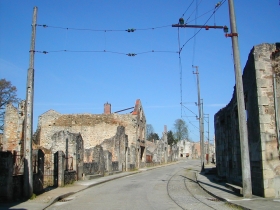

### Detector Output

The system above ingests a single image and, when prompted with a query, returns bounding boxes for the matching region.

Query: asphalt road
[47,160,235,210]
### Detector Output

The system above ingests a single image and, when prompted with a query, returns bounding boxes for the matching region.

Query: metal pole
[192,66,204,171]
[228,0,252,198]
[24,6,37,198]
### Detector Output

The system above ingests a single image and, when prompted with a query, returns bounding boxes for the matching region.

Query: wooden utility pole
[201,99,205,167]
[192,66,204,171]
[24,6,37,198]
[204,114,210,164]
[228,0,252,198]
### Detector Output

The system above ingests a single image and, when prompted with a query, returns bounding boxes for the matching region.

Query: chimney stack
[164,125,167,133]
[104,102,111,114]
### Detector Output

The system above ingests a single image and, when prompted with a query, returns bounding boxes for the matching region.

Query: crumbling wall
[147,140,168,163]
[214,96,242,184]
[103,150,112,174]
[101,126,128,171]
[33,99,147,169]
[36,112,133,149]
[2,101,25,153]
[51,130,84,178]
[215,43,280,198]
[84,145,105,175]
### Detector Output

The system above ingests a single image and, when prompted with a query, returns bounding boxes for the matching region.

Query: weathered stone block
[263,169,275,179]
[264,188,275,198]
[274,176,280,198]
[257,78,272,88]
[258,96,271,105]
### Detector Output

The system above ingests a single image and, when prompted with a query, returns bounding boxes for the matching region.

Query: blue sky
[0,0,279,143]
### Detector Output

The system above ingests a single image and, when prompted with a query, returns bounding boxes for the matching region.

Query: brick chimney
[104,102,111,114]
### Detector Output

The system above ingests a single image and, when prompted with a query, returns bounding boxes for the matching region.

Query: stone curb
[195,173,251,210]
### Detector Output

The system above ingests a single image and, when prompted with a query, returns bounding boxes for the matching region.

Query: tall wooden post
[228,0,252,198]
[24,6,37,198]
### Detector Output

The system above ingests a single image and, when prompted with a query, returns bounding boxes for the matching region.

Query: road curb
[195,173,251,210]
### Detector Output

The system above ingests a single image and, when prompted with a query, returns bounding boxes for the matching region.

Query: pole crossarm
[172,24,227,30]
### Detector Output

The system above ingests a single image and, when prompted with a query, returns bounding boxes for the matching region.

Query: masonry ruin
[0,97,179,201]
[0,99,146,200]
[215,43,280,198]
[33,99,146,170]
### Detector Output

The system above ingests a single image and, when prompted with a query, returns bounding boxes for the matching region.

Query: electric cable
[37,24,171,32]
[179,0,226,53]
[34,50,179,56]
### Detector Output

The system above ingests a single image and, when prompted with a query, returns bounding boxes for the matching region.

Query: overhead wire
[192,0,199,66]
[34,50,179,56]
[177,0,226,141]
[181,103,197,117]
[36,24,172,32]
[187,8,216,24]
[182,106,200,138]
[177,0,198,118]
[185,0,203,24]
[179,0,226,53]
[180,0,196,18]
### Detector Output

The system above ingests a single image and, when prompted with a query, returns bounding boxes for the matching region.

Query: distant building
[177,139,192,158]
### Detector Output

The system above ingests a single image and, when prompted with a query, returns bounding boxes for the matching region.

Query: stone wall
[103,150,112,174]
[0,151,13,202]
[101,126,128,171]
[33,149,44,194]
[214,97,242,183]
[214,43,280,198]
[2,101,25,153]
[112,161,119,171]
[146,139,168,163]
[51,131,84,179]
[12,175,23,201]
[84,145,105,175]
[64,171,76,185]
[33,99,146,169]
[168,144,179,162]
[83,162,99,175]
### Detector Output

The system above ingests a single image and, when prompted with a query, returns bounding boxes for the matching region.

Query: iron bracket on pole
[225,33,238,38]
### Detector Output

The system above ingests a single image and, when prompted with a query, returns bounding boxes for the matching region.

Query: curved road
[47,160,235,210]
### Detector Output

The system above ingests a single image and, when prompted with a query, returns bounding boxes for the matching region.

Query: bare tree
[174,118,189,141]
[0,79,19,132]
[146,124,154,139]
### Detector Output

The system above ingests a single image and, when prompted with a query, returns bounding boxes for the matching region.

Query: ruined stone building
[177,139,193,158]
[177,140,214,161]
[2,101,25,153]
[33,99,146,170]
[145,131,168,164]
[215,43,280,198]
